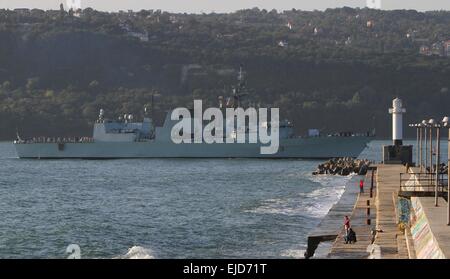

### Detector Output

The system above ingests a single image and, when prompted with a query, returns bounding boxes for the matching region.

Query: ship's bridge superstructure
[93,109,155,142]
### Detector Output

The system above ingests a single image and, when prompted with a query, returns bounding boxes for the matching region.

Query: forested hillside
[1,7,450,139]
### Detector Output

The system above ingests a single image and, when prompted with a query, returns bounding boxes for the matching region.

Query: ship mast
[232,65,248,108]
[218,65,250,109]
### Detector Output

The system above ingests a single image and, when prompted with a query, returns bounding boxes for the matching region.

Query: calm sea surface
[0,140,444,258]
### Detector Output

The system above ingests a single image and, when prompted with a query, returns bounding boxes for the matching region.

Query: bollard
[371,170,374,187]
[366,200,370,206]
[367,219,371,225]
[367,207,371,216]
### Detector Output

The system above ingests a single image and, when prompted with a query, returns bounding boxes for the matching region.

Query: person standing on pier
[344,216,350,230]
[359,179,364,193]
[344,216,350,227]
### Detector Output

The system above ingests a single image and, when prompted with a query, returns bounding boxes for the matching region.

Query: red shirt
[344,218,350,228]
[359,180,364,188]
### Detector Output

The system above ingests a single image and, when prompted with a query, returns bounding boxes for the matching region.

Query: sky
[0,0,449,13]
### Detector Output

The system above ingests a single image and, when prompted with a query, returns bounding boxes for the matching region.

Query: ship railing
[300,131,373,138]
[16,137,95,144]
[326,131,374,137]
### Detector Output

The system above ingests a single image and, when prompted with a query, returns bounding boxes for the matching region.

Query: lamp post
[419,123,423,172]
[431,120,440,207]
[442,116,449,225]
[422,120,428,173]
[417,124,420,168]
[410,124,420,167]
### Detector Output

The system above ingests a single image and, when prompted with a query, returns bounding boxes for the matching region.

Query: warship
[13,69,373,159]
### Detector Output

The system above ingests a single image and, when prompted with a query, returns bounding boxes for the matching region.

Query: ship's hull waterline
[14,137,371,159]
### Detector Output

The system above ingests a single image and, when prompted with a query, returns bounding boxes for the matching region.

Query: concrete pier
[327,170,377,258]
[306,163,449,259]
[304,175,362,258]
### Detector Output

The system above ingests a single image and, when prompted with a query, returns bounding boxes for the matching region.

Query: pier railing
[399,173,448,200]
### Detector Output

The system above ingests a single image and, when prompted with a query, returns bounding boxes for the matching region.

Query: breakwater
[313,158,371,176]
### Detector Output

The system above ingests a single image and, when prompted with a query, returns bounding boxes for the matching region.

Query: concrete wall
[409,197,446,259]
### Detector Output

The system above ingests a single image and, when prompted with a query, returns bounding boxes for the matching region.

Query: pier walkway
[327,164,410,259]
[327,171,377,258]
[372,164,409,259]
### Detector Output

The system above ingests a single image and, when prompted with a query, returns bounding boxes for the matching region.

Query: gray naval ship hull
[14,136,371,159]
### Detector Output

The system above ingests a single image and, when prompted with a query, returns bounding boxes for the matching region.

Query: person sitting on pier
[345,227,357,244]
[343,216,351,243]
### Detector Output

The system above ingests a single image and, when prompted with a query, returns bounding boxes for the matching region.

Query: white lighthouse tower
[366,0,382,9]
[383,98,413,165]
[67,0,82,11]
[389,98,406,146]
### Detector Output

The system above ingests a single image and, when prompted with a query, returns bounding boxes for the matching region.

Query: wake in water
[300,173,355,218]
[115,246,155,259]
[274,175,354,259]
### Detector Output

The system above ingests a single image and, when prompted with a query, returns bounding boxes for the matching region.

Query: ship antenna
[233,64,248,108]
[371,115,376,136]
[238,65,243,83]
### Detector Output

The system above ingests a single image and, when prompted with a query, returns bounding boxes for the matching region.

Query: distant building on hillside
[119,23,149,42]
[169,15,179,24]
[286,22,293,30]
[419,40,450,57]
[431,41,445,56]
[313,27,320,35]
[278,40,288,47]
[129,31,149,42]
[419,46,431,56]
[445,41,450,57]
[13,8,30,15]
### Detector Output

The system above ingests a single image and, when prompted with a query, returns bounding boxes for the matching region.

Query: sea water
[0,140,442,258]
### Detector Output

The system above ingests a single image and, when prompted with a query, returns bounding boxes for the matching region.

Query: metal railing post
[430,124,433,175]
[370,169,374,198]
[419,126,423,171]
[416,126,419,166]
